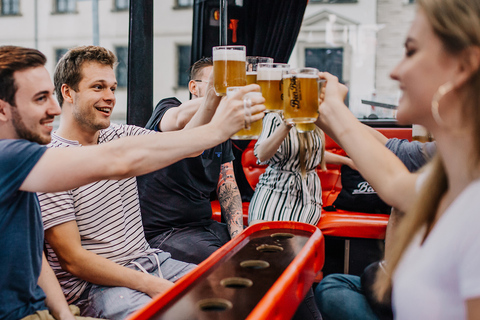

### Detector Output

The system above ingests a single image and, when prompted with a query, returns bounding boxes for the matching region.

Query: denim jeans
[315,274,379,320]
[148,221,231,265]
[77,251,196,320]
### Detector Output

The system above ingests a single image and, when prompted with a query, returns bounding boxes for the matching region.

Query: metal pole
[34,0,38,48]
[127,0,154,127]
[92,0,99,46]
[219,0,227,45]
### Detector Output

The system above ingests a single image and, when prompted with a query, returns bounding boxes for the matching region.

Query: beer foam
[283,73,318,79]
[257,68,284,81]
[213,49,245,61]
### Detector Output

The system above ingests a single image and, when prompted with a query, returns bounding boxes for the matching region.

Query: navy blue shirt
[0,139,47,320]
[138,98,234,240]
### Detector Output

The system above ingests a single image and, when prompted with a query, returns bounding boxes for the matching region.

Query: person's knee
[315,274,362,312]
[82,285,151,320]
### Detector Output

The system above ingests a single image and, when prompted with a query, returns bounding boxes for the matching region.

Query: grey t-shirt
[385,138,436,172]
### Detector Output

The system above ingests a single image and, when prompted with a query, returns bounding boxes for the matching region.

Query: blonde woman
[248,111,354,225]
[315,0,480,318]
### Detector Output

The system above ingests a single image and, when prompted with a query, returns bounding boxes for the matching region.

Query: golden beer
[226,88,263,140]
[257,63,289,112]
[231,119,263,140]
[213,46,246,96]
[296,123,316,132]
[412,124,434,142]
[246,72,257,85]
[283,73,319,124]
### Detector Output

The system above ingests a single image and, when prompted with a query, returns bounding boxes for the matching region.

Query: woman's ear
[454,46,480,88]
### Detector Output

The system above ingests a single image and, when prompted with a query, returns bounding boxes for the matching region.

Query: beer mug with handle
[257,63,290,112]
[213,45,247,96]
[283,67,320,125]
[227,86,264,140]
[246,56,274,85]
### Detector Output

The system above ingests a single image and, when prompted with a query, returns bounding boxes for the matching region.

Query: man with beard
[0,45,264,320]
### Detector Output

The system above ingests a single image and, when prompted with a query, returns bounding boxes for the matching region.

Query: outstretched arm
[160,72,221,132]
[45,221,174,298]
[217,162,243,238]
[38,253,76,320]
[21,85,265,194]
[255,122,293,163]
[324,151,357,170]
[315,73,417,212]
[159,98,205,132]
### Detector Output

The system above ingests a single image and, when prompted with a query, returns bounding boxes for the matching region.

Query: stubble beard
[11,106,52,145]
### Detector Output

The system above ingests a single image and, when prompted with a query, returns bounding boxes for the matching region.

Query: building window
[305,47,344,83]
[56,0,76,13]
[309,0,357,3]
[114,0,128,11]
[305,47,348,106]
[177,0,194,8]
[177,45,191,88]
[115,46,128,88]
[1,0,20,15]
[55,48,69,63]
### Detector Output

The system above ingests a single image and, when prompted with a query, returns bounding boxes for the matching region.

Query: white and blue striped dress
[248,112,323,225]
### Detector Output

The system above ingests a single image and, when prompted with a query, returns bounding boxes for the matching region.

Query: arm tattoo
[217,162,243,238]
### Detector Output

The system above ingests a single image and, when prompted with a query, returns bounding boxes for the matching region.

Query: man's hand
[211,84,265,139]
[318,72,349,111]
[138,273,175,298]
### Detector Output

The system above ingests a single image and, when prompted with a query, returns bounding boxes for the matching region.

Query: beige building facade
[0,0,415,122]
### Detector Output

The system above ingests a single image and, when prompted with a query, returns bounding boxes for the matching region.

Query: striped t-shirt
[38,124,159,303]
[248,112,324,225]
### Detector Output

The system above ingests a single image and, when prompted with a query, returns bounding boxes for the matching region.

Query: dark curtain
[236,0,309,201]
[191,0,308,64]
[191,0,308,202]
[243,0,308,63]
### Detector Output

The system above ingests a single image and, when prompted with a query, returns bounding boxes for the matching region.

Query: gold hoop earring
[431,82,454,127]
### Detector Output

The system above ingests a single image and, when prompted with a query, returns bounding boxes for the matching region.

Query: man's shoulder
[156,97,182,109]
[99,123,154,141]
[145,97,182,131]
[0,139,46,157]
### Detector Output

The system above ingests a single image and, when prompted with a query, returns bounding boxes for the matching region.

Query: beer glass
[213,46,246,96]
[226,87,263,140]
[246,56,273,85]
[257,63,290,112]
[412,124,434,142]
[283,67,320,125]
[296,123,316,133]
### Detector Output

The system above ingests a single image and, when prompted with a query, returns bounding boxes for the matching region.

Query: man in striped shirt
[36,46,265,320]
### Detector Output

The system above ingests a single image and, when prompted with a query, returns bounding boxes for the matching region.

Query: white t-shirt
[393,178,480,319]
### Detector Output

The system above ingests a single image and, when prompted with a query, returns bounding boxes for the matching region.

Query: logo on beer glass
[283,68,320,125]
[288,76,300,109]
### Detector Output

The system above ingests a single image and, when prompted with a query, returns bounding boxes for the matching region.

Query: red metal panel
[127,222,324,320]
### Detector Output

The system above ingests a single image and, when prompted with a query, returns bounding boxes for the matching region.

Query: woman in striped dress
[248,112,353,225]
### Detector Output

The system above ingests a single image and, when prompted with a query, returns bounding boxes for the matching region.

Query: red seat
[212,127,412,239]
[210,200,249,226]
